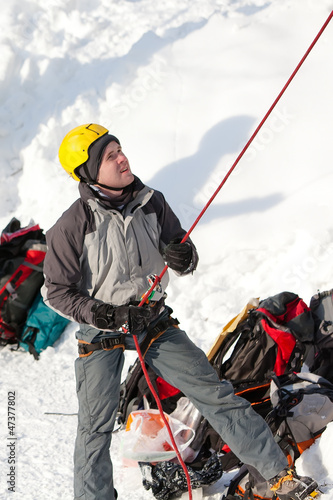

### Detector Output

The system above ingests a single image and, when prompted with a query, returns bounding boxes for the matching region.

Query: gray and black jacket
[42,177,198,340]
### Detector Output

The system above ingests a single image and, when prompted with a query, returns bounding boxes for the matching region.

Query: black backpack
[0,218,47,345]
[209,292,315,389]
[117,292,315,426]
[192,291,316,465]
[116,292,318,499]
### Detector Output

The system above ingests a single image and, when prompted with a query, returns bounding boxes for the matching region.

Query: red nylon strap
[156,377,181,400]
[260,318,296,375]
[0,224,41,244]
[256,298,309,323]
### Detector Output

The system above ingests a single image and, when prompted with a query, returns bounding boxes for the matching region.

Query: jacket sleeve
[41,201,97,324]
[148,190,199,275]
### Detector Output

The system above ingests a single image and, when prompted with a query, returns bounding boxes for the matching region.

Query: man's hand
[92,303,152,335]
[116,305,152,335]
[162,238,194,274]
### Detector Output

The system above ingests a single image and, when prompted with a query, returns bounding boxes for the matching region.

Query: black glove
[162,238,193,274]
[92,303,152,335]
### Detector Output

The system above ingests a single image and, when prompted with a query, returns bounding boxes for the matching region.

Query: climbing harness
[78,314,179,358]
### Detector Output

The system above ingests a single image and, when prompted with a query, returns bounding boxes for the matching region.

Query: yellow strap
[270,470,294,492]
[207,297,259,361]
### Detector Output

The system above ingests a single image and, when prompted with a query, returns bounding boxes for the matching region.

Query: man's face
[96,141,134,190]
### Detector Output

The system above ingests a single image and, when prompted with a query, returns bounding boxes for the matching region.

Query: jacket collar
[79,176,154,215]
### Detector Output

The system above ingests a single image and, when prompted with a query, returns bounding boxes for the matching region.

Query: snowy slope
[1,0,333,498]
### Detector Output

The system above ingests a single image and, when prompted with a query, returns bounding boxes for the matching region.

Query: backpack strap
[224,466,251,498]
[0,270,23,303]
[22,326,40,360]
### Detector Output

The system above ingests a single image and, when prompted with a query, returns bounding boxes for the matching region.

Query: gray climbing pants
[73,312,287,499]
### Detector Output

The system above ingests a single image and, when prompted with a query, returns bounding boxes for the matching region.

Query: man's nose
[118,152,127,162]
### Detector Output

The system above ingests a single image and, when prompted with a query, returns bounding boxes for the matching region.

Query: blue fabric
[20,292,70,355]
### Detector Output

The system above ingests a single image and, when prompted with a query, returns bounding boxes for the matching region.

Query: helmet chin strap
[94,181,124,191]
[76,164,125,191]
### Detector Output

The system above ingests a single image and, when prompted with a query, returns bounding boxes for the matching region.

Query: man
[42,123,317,500]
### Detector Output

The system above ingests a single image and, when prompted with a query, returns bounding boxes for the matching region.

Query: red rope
[133,10,333,500]
[182,9,333,244]
[132,336,192,492]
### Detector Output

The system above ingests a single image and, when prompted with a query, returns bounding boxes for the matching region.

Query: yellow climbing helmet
[58,123,109,181]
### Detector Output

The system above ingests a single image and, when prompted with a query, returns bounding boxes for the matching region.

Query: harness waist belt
[78,335,126,357]
[78,316,179,358]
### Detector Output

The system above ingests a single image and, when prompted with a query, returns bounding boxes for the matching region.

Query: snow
[1,0,333,498]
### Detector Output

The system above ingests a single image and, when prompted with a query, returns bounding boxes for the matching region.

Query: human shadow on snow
[146,116,284,228]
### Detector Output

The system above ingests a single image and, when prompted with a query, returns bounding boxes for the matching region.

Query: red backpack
[210,291,315,388]
[0,218,47,345]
